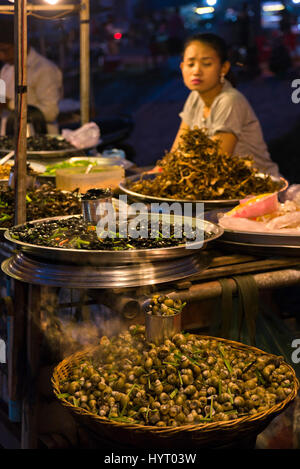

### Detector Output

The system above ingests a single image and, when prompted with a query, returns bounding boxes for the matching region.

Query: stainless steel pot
[145,310,182,345]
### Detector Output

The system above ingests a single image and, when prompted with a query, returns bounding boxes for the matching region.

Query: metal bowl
[4,214,223,267]
[119,173,288,210]
[145,309,182,345]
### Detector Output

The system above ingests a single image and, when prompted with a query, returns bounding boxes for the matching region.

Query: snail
[58,324,296,427]
[146,295,186,317]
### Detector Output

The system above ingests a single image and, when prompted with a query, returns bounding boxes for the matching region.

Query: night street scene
[0,0,300,455]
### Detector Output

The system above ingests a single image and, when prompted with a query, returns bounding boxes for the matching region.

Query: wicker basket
[51,335,299,450]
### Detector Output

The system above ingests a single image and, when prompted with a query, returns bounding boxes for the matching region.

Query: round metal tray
[217,239,300,257]
[205,208,300,247]
[4,214,223,267]
[1,250,213,288]
[0,146,82,160]
[0,135,99,160]
[119,173,288,210]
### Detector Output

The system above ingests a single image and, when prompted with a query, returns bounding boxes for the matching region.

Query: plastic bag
[62,122,100,149]
[282,184,300,205]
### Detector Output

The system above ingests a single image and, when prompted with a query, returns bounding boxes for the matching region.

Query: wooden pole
[80,0,90,125]
[7,281,27,424]
[21,284,41,449]
[14,0,27,225]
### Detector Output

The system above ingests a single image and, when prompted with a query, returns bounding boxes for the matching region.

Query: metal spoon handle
[0,150,14,166]
[85,163,94,174]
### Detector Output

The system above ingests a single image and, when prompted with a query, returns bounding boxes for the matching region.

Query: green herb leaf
[218,345,233,374]
[255,369,266,385]
[57,393,70,399]
[227,386,234,404]
[210,396,214,419]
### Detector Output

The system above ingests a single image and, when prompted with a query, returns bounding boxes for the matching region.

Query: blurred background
[8,0,300,181]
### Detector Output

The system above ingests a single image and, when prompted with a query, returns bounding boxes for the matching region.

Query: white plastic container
[56,165,124,193]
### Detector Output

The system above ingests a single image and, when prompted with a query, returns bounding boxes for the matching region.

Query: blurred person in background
[0,15,63,134]
[237,2,251,52]
[155,14,169,62]
[103,15,120,55]
[268,30,292,77]
[167,7,185,56]
[279,3,297,60]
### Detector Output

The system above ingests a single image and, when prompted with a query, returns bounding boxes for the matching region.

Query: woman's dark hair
[0,15,14,44]
[182,33,237,87]
[6,105,47,136]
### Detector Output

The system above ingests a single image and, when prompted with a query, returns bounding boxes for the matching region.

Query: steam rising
[39,287,142,362]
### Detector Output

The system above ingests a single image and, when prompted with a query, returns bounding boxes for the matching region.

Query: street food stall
[0,1,299,452]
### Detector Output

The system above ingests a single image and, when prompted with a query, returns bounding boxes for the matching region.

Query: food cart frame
[0,0,299,451]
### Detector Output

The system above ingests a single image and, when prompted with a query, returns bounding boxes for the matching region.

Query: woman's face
[180,41,229,94]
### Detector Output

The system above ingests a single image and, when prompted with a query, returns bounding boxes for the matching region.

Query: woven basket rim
[51,334,300,435]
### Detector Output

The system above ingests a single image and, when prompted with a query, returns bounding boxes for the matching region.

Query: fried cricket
[129,128,282,201]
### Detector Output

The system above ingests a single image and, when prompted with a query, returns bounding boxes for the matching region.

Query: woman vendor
[154,33,280,178]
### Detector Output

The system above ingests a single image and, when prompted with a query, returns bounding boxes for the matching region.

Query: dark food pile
[10,216,207,250]
[81,188,112,200]
[129,128,283,200]
[57,325,295,426]
[0,184,81,227]
[0,135,75,152]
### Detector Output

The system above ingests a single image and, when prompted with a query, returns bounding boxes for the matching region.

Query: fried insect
[129,128,282,201]
[0,184,81,227]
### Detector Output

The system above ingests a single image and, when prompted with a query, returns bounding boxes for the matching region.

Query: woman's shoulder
[216,85,251,110]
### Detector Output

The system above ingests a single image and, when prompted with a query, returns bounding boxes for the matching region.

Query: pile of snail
[146,294,186,316]
[57,324,295,427]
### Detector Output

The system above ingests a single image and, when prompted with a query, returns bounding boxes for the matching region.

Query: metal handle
[0,150,14,166]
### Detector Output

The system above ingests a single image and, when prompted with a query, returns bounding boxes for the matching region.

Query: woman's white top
[179,79,280,177]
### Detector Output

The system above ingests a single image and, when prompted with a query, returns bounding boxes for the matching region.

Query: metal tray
[0,146,83,160]
[119,173,288,210]
[1,250,213,288]
[4,214,223,267]
[205,208,300,247]
[217,239,300,257]
[0,135,99,160]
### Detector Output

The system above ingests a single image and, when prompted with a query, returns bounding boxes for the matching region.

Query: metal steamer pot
[2,214,223,288]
